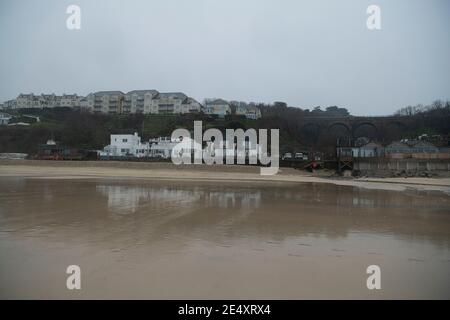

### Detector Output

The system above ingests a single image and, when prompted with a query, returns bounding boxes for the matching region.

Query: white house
[16,94,40,108]
[0,113,12,125]
[235,102,262,119]
[205,99,231,117]
[354,142,383,157]
[181,97,202,114]
[204,139,261,160]
[100,133,149,157]
[149,137,179,158]
[151,92,201,114]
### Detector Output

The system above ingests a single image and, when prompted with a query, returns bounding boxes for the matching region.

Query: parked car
[282,152,293,160]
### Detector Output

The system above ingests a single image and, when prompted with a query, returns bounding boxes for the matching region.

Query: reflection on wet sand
[0,178,449,299]
[96,184,261,214]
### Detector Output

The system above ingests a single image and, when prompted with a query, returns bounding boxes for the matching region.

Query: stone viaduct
[297,116,418,142]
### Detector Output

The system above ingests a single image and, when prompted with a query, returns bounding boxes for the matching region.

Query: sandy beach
[1,159,450,194]
[1,159,450,299]
[1,169,450,299]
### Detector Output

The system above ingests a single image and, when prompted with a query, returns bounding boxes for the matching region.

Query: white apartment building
[89,91,125,114]
[150,92,201,114]
[6,89,203,115]
[79,97,89,111]
[16,94,40,108]
[205,99,231,117]
[40,94,59,108]
[59,94,81,108]
[86,90,202,115]
[2,100,16,109]
[100,133,149,157]
[123,90,158,114]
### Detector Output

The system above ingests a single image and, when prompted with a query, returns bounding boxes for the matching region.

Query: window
[122,139,128,143]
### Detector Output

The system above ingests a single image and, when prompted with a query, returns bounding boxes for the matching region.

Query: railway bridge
[297,116,418,143]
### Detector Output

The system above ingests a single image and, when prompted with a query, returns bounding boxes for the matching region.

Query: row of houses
[99,133,191,159]
[14,93,82,109]
[0,91,262,119]
[203,99,262,119]
[337,140,450,159]
[99,132,261,160]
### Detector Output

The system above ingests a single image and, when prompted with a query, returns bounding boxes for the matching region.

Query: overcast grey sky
[0,0,448,115]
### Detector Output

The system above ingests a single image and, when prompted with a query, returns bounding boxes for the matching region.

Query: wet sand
[0,177,449,299]
[1,160,450,194]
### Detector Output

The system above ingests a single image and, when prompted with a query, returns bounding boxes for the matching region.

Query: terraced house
[15,93,82,109]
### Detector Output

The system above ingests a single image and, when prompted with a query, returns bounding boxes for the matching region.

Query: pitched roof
[360,142,383,149]
[126,90,159,96]
[386,141,410,148]
[94,91,124,95]
[405,140,437,148]
[158,92,187,99]
[206,98,229,105]
[182,97,200,105]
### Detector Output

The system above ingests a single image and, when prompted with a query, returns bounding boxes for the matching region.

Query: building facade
[235,102,262,119]
[2,100,16,109]
[5,89,203,115]
[100,133,150,157]
[14,93,82,109]
[86,90,201,115]
[150,92,201,114]
[89,91,125,114]
[149,137,180,158]
[205,99,231,117]
[59,94,81,108]
[0,112,12,125]
[123,90,158,114]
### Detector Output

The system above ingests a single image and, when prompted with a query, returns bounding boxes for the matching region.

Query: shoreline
[1,159,450,193]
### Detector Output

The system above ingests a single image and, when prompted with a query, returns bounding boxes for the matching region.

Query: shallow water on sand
[0,177,449,299]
